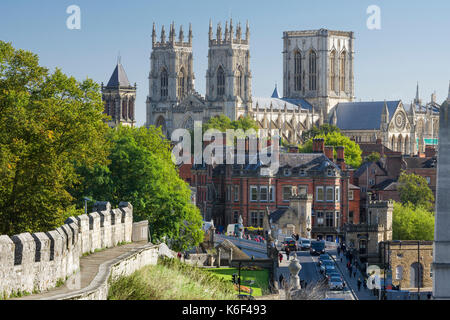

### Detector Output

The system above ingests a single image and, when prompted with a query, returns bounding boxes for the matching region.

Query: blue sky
[1,0,449,126]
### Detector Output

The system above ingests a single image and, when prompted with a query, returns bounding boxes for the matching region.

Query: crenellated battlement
[0,202,134,298]
[208,19,250,46]
[152,22,192,49]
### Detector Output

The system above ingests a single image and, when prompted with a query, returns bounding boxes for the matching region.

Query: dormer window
[299,169,306,176]
[284,168,292,177]
[327,169,333,176]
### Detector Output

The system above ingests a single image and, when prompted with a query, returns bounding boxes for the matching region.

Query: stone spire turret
[414,82,421,105]
[160,25,166,43]
[209,19,213,42]
[169,22,175,44]
[224,21,229,42]
[236,22,242,40]
[188,23,193,45]
[179,25,184,43]
[246,20,250,41]
[216,22,222,42]
[152,23,156,47]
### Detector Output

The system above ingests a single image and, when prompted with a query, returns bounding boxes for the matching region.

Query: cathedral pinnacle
[188,23,193,45]
[161,25,166,43]
[152,23,156,46]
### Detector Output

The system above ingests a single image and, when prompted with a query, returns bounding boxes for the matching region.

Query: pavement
[14,242,147,300]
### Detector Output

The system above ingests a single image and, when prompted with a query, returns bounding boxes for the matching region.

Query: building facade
[188,139,361,243]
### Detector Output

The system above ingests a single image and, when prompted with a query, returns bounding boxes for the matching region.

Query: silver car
[329,276,344,291]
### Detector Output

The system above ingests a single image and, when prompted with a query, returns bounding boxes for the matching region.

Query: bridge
[214,234,268,257]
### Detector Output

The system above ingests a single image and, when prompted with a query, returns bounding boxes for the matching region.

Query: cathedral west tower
[206,19,252,121]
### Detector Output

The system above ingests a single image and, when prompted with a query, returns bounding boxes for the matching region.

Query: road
[276,246,355,300]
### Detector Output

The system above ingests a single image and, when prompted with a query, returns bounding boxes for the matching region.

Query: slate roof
[404,102,440,114]
[333,101,401,130]
[269,208,289,223]
[252,97,314,112]
[404,157,437,169]
[373,179,397,191]
[106,63,131,87]
[278,153,340,172]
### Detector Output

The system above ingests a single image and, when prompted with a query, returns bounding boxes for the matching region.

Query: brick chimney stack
[324,146,334,160]
[336,146,346,170]
[312,138,325,153]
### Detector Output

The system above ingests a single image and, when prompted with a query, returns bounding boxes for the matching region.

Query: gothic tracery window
[340,51,346,92]
[294,51,302,91]
[160,68,168,99]
[178,68,186,99]
[217,66,225,97]
[330,50,337,92]
[309,51,317,91]
[236,67,243,98]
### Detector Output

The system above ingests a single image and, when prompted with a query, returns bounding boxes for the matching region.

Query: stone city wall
[0,201,134,298]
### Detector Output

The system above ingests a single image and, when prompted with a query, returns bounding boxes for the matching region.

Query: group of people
[338,243,366,292]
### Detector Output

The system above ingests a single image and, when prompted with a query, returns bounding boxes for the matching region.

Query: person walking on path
[279,252,283,264]
[337,246,341,256]
[357,278,362,291]
[285,247,290,261]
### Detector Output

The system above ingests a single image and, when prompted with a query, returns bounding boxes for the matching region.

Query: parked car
[328,276,344,291]
[320,260,336,273]
[282,237,297,251]
[310,240,326,255]
[327,271,342,281]
[318,254,331,264]
[300,239,311,251]
[324,264,337,276]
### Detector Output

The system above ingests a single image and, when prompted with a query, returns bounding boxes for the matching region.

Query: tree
[398,171,434,210]
[203,115,259,133]
[0,41,109,235]
[73,126,204,251]
[392,202,434,241]
[298,131,362,168]
[364,152,381,163]
[301,124,340,142]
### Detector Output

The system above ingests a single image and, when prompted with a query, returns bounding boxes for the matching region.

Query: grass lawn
[206,268,269,297]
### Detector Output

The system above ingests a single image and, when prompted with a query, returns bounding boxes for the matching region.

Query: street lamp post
[83,197,91,215]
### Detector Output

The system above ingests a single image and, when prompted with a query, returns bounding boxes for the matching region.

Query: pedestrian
[285,247,290,261]
[278,252,283,264]
[177,252,182,260]
[279,274,284,289]
[340,256,343,263]
[357,278,362,291]
[337,246,340,256]
[353,270,357,278]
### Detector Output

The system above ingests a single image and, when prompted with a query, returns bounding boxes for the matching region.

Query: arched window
[309,51,317,91]
[128,99,134,120]
[160,68,168,98]
[340,51,346,92]
[156,116,167,135]
[294,51,302,91]
[397,135,403,154]
[395,265,403,280]
[177,68,186,99]
[330,50,337,92]
[122,99,128,119]
[236,67,243,98]
[405,136,410,155]
[391,136,395,151]
[217,66,225,97]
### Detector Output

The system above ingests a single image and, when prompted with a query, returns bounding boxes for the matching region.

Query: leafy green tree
[392,202,435,241]
[73,126,204,251]
[203,115,259,133]
[0,41,109,235]
[298,131,362,168]
[301,124,340,142]
[398,171,434,210]
[364,152,381,163]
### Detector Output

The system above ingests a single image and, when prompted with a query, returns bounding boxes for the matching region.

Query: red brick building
[186,139,360,243]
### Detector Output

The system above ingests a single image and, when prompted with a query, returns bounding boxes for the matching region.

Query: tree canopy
[73,126,204,251]
[0,41,109,235]
[392,202,435,241]
[298,130,363,168]
[203,115,259,133]
[398,171,434,210]
[301,124,340,142]
[364,152,381,163]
